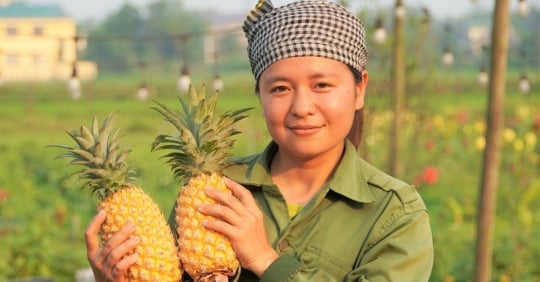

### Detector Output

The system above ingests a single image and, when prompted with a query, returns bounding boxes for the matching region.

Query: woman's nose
[290,87,316,117]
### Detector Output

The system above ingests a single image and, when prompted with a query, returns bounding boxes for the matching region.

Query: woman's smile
[258,56,365,158]
[288,123,323,136]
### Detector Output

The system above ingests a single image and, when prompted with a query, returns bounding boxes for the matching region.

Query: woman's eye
[315,82,331,89]
[270,86,288,93]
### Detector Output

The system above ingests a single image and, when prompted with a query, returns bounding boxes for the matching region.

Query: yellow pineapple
[50,113,182,282]
[151,86,251,281]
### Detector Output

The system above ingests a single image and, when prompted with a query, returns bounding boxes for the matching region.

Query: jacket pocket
[300,246,350,278]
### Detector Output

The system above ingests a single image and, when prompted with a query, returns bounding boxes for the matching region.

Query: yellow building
[0,0,96,83]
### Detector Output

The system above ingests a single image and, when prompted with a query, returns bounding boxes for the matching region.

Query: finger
[224,178,258,207]
[199,201,241,226]
[101,222,135,252]
[200,189,260,236]
[201,215,237,236]
[101,223,137,258]
[104,236,140,277]
[85,210,106,255]
[112,253,139,281]
[205,187,244,214]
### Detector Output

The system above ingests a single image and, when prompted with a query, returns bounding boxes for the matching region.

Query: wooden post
[473,0,509,281]
[389,0,405,177]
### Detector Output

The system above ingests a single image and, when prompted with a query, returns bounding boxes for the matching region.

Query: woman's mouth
[288,125,321,136]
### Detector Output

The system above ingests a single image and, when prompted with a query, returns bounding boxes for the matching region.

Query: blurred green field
[0,71,539,281]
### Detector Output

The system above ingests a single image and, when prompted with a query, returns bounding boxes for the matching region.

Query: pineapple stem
[49,112,136,200]
[151,85,252,185]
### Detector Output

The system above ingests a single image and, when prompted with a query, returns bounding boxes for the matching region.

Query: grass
[0,70,538,281]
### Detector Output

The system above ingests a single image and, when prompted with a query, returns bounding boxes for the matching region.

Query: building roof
[0,1,67,18]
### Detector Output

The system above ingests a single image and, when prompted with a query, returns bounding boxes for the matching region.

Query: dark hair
[349,66,363,84]
[347,108,364,150]
[346,65,364,150]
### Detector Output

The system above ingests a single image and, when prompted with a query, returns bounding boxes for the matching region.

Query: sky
[17,0,510,22]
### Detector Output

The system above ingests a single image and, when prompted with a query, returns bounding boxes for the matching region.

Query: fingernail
[224,178,237,188]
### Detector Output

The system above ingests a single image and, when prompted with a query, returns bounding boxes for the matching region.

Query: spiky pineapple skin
[176,172,239,281]
[51,113,182,281]
[151,87,249,281]
[99,185,182,282]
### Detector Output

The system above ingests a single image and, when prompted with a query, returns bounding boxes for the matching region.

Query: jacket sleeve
[260,254,345,281]
[261,189,434,282]
[348,209,433,282]
[261,198,434,281]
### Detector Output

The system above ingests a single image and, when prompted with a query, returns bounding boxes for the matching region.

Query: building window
[6,54,19,64]
[33,54,46,65]
[58,39,65,62]
[34,26,44,36]
[7,26,17,36]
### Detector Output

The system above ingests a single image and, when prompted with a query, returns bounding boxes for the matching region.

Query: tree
[143,0,208,70]
[85,3,146,71]
[82,0,209,73]
[474,0,510,281]
[389,0,406,177]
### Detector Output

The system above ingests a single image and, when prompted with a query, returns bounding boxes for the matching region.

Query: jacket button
[278,240,290,252]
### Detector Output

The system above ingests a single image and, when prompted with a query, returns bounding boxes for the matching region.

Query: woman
[85,0,434,281]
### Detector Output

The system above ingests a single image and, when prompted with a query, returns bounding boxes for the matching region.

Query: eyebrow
[262,72,338,84]
[261,75,289,85]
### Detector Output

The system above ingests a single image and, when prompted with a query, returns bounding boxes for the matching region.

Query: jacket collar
[224,141,376,204]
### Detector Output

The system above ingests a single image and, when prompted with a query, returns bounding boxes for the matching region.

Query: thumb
[85,210,106,255]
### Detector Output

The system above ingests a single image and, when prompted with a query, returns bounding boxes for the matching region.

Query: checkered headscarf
[243,0,368,80]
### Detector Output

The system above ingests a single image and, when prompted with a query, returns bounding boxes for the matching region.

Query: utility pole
[389,0,406,177]
[474,0,510,281]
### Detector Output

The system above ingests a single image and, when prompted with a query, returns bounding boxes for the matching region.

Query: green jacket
[175,141,434,281]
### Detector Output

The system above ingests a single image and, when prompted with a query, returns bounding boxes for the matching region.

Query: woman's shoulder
[222,152,267,184]
[358,158,427,213]
[224,153,262,172]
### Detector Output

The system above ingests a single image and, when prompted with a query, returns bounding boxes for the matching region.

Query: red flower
[422,166,440,185]
[533,116,540,132]
[425,140,435,151]
[0,189,8,201]
[456,111,469,124]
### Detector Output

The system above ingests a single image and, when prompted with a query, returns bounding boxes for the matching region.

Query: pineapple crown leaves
[151,85,252,184]
[48,112,136,200]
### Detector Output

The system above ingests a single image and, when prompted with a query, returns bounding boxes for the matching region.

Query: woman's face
[258,56,368,160]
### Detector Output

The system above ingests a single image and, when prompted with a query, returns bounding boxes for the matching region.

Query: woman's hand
[199,178,279,277]
[85,210,140,282]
